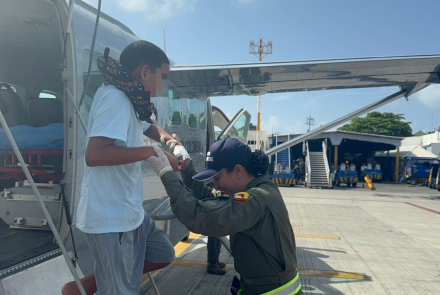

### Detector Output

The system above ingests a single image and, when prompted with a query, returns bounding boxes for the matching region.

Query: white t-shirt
[77,84,151,234]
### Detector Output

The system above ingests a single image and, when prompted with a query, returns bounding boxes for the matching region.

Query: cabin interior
[0,1,65,274]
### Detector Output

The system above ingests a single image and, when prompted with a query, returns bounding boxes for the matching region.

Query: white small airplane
[0,1,439,294]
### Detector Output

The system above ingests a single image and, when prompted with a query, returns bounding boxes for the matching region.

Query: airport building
[266,128,440,184]
[401,127,440,157]
[246,123,269,152]
[267,131,403,182]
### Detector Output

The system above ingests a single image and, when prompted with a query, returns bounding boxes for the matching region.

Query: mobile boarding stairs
[304,140,332,189]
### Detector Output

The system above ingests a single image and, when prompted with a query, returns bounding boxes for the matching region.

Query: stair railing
[322,139,331,187]
[305,141,311,187]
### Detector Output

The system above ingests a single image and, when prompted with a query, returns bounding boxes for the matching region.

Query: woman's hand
[179,158,191,171]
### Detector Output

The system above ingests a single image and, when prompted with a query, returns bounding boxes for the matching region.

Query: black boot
[207,264,226,275]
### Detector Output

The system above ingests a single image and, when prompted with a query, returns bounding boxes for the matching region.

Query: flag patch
[231,192,250,201]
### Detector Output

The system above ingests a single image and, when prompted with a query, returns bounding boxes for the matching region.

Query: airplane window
[1,83,17,93]
[218,113,246,140]
[168,88,182,125]
[230,114,247,138]
[188,99,198,129]
[170,100,182,126]
[39,92,57,99]
[198,100,206,130]
[82,50,107,112]
[0,83,26,103]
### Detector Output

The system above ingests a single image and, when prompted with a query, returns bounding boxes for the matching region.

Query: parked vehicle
[332,169,359,187]
[363,169,382,182]
[405,157,439,185]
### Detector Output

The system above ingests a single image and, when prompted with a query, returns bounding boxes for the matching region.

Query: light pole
[249,38,272,150]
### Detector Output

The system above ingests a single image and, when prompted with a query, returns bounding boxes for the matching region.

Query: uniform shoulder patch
[230,192,250,201]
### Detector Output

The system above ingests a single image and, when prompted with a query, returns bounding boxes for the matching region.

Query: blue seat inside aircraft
[27,98,63,127]
[0,123,64,155]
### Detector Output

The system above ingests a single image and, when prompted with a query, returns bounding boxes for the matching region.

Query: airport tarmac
[140,183,440,295]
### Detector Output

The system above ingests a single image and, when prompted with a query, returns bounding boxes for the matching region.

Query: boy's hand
[147,146,173,177]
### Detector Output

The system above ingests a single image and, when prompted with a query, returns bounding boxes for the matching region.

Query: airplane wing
[168,55,440,97]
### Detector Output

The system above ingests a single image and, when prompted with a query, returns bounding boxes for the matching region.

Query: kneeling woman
[148,138,302,295]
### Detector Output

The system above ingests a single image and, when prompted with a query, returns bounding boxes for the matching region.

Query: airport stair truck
[304,140,332,188]
[272,137,295,186]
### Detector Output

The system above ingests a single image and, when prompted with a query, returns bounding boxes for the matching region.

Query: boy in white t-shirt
[62,41,180,295]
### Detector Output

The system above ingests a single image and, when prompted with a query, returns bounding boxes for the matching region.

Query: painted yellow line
[169,261,366,280]
[172,260,235,270]
[283,195,438,204]
[299,269,366,280]
[174,232,201,257]
[141,232,201,286]
[295,234,340,240]
[283,195,401,203]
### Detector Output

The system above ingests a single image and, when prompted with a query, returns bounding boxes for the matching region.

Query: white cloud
[301,98,319,108]
[271,94,293,101]
[416,84,440,108]
[261,116,280,133]
[225,112,233,120]
[115,0,198,21]
[261,116,304,135]
[237,0,254,3]
[282,120,304,134]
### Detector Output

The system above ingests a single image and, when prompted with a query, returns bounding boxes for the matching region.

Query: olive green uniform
[160,162,302,295]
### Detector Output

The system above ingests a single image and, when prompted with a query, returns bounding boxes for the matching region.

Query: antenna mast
[305,115,315,132]
[163,28,166,54]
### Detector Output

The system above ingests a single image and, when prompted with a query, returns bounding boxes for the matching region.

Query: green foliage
[171,111,181,125]
[337,112,412,137]
[188,114,198,128]
[413,130,426,136]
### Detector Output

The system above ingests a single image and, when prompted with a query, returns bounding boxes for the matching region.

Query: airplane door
[212,106,230,131]
[217,108,251,144]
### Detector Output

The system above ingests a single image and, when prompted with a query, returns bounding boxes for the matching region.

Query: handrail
[322,139,331,187]
[305,141,311,187]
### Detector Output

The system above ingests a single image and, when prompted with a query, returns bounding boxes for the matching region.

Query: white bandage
[147,145,173,177]
[173,145,190,160]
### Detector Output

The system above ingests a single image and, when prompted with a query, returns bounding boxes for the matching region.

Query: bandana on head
[97,47,157,123]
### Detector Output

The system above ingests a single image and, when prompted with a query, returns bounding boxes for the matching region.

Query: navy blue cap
[193,138,252,181]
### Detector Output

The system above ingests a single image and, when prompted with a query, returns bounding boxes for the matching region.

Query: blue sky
[84,0,440,135]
